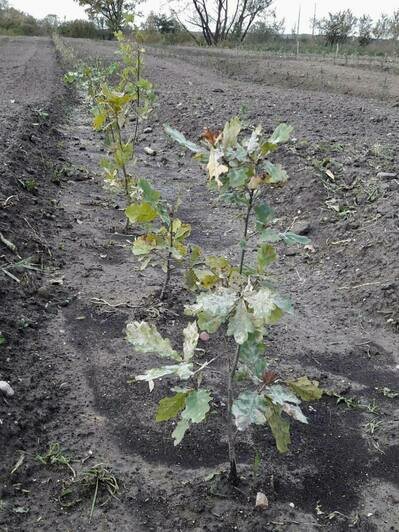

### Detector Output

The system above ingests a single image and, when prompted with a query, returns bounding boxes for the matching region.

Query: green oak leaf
[182,389,212,423]
[189,245,202,265]
[0,334,5,346]
[156,392,188,422]
[93,111,107,130]
[287,376,323,401]
[228,167,248,188]
[185,268,198,291]
[132,235,156,256]
[232,391,267,431]
[135,363,194,383]
[228,143,248,163]
[173,218,191,240]
[193,268,219,289]
[185,288,238,320]
[197,313,224,334]
[136,78,153,90]
[259,141,278,156]
[182,322,199,361]
[227,300,255,345]
[239,334,268,380]
[280,232,311,246]
[138,178,161,204]
[262,161,288,184]
[172,419,190,445]
[126,321,181,361]
[125,202,158,223]
[102,88,134,111]
[246,125,262,154]
[274,294,293,314]
[268,123,293,145]
[172,389,212,445]
[282,403,308,424]
[257,244,277,273]
[259,228,282,243]
[266,404,291,453]
[244,287,278,323]
[222,116,241,152]
[115,142,133,168]
[254,203,274,227]
[137,256,153,271]
[268,307,284,324]
[164,125,204,153]
[205,255,231,272]
[265,384,301,406]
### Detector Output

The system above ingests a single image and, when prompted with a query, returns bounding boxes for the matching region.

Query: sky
[9,0,399,33]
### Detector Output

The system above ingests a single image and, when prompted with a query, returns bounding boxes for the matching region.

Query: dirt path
[1,37,398,531]
[0,37,61,164]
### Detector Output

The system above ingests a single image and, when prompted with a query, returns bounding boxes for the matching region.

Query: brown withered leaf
[201,128,221,146]
[248,174,265,190]
[262,370,279,385]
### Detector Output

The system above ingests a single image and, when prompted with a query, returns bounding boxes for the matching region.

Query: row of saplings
[66,26,323,487]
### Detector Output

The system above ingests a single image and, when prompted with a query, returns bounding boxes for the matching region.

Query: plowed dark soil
[0,36,398,532]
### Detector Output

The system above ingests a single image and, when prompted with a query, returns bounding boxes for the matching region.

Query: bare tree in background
[75,0,141,32]
[172,0,274,45]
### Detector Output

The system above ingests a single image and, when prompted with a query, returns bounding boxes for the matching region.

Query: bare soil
[0,36,398,531]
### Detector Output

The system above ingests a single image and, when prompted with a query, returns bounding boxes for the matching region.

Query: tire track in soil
[48,40,398,530]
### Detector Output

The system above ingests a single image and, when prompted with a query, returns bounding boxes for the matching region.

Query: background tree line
[0,0,112,38]
[0,0,398,53]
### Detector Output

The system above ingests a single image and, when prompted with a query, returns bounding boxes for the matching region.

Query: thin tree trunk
[160,211,174,300]
[133,47,141,143]
[239,190,254,274]
[227,190,254,484]
[113,115,131,230]
[227,343,240,485]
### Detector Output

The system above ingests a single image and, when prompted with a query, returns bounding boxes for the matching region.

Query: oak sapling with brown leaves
[93,30,155,211]
[65,23,155,222]
[126,116,323,485]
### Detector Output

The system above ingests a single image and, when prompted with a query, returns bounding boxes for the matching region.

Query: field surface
[0,36,398,531]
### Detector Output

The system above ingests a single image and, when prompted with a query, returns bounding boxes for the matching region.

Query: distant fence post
[334,42,339,64]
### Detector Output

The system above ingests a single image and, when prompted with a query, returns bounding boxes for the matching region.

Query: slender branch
[160,210,174,300]
[132,46,141,144]
[192,355,220,376]
[172,10,201,45]
[112,113,132,231]
[227,188,255,485]
[227,342,241,485]
[113,113,130,201]
[239,189,254,274]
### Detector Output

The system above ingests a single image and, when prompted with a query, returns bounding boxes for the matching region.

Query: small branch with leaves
[125,179,191,300]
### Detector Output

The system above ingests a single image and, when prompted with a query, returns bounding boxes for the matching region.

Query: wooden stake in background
[312,2,317,39]
[296,5,301,59]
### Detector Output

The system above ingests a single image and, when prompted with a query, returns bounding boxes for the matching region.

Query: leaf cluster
[126,320,212,444]
[125,179,191,273]
[68,30,155,203]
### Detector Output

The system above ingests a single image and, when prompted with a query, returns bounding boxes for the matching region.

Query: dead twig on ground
[0,232,18,255]
[1,195,19,208]
[90,297,139,309]
[337,281,383,290]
